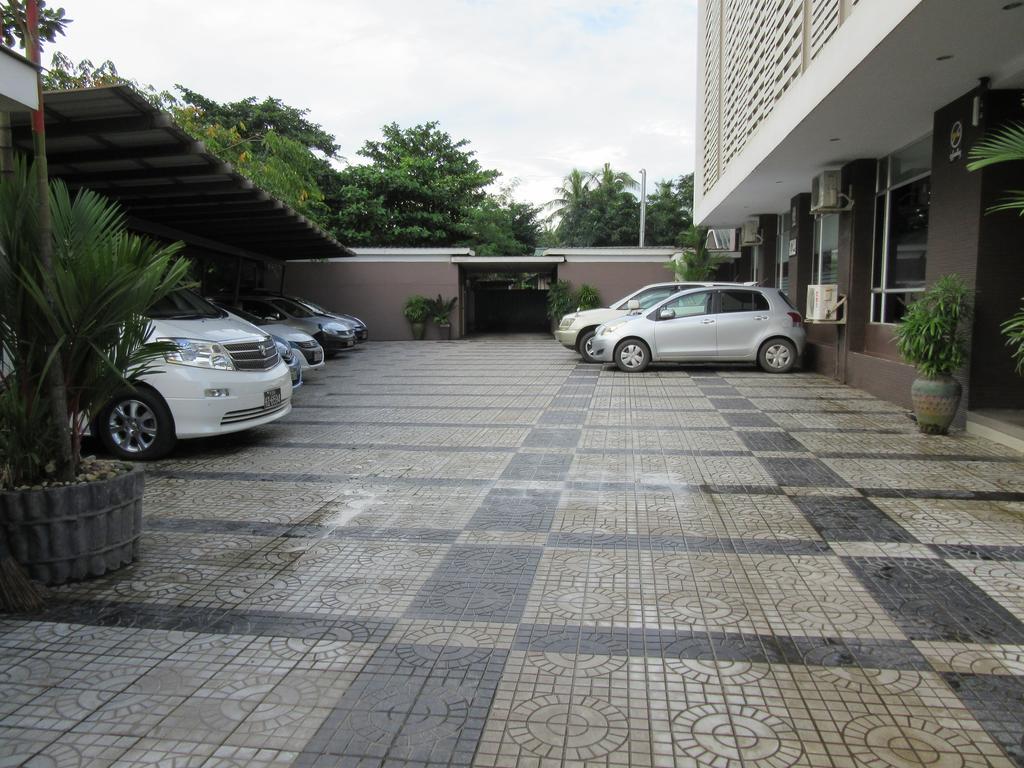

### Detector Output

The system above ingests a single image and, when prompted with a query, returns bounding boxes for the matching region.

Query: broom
[0,534,45,614]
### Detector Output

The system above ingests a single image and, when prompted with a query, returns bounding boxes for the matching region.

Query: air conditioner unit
[810,170,853,214]
[740,219,763,247]
[806,284,840,321]
[705,228,737,252]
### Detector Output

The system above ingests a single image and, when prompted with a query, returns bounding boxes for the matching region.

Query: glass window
[890,134,932,186]
[812,214,839,285]
[720,290,769,313]
[871,134,932,324]
[658,291,711,319]
[270,297,316,318]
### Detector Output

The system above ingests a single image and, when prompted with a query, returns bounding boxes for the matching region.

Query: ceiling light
[936,54,954,61]
[829,137,841,142]
[1003,2,1022,9]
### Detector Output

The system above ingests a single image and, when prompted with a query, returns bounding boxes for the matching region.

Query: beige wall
[284,261,460,341]
[557,262,675,308]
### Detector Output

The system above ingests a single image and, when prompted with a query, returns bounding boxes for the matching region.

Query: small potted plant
[429,295,458,340]
[894,275,973,435]
[546,280,575,334]
[574,284,602,311]
[403,295,431,340]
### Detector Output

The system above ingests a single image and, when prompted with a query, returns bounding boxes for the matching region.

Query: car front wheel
[614,339,651,372]
[578,330,599,363]
[98,389,176,460]
[759,338,797,373]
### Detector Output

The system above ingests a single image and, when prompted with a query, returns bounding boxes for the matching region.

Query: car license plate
[264,388,282,408]
[312,351,323,363]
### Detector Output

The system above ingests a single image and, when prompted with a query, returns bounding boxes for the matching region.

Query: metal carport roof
[10,84,352,261]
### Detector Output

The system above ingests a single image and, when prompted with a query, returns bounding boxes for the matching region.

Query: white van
[94,290,293,460]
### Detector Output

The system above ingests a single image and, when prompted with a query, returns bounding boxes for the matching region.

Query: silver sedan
[590,286,806,373]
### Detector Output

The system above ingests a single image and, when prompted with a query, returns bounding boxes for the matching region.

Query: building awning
[10,84,352,261]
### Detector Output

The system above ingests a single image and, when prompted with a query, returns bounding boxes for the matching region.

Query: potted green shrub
[547,280,575,334]
[894,275,973,435]
[403,295,431,340]
[429,295,458,340]
[574,284,602,311]
[1,161,187,605]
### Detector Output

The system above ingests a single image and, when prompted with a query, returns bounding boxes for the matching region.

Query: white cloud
[50,0,698,209]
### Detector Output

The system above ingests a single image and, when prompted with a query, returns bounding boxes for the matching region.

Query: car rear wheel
[614,339,651,372]
[98,389,176,460]
[578,330,599,363]
[759,338,797,373]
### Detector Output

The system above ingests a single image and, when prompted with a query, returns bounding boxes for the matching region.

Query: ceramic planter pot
[0,466,144,585]
[910,374,962,435]
[410,322,426,340]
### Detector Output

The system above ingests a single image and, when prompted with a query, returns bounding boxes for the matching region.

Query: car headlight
[274,339,293,364]
[161,338,235,370]
[324,323,354,337]
[599,319,631,337]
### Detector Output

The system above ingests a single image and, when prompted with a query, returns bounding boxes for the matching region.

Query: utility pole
[639,168,647,247]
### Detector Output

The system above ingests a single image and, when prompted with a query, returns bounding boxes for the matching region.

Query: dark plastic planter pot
[410,321,426,340]
[0,465,144,585]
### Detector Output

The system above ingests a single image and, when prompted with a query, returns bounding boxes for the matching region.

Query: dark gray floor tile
[846,557,1024,643]
[943,674,1024,767]
[500,452,573,481]
[793,496,917,542]
[759,456,850,486]
[522,428,582,449]
[465,490,561,532]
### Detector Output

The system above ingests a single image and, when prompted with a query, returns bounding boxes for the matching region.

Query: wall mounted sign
[949,120,964,163]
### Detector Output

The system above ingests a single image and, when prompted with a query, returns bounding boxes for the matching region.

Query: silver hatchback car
[590,286,806,373]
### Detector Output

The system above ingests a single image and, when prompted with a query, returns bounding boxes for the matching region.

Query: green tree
[1,0,69,49]
[644,174,695,247]
[588,162,638,193]
[465,183,542,256]
[327,121,500,246]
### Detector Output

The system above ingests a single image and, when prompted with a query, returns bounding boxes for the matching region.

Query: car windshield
[292,297,331,314]
[148,290,226,320]
[270,297,316,318]
[217,304,263,325]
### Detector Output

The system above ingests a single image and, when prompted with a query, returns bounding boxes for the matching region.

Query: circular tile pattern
[667,657,768,685]
[810,666,923,694]
[541,587,626,621]
[527,651,626,677]
[508,694,629,760]
[843,715,989,768]
[658,591,749,627]
[775,595,876,632]
[321,578,402,610]
[672,704,803,768]
[113,566,205,598]
[948,649,1024,676]
[548,551,624,577]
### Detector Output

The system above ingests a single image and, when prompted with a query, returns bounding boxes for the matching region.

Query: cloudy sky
[49,0,699,209]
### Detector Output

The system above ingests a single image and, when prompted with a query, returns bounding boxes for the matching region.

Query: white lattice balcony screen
[701,0,857,196]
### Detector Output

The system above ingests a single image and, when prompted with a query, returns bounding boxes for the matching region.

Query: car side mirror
[658,308,676,320]
[627,300,641,311]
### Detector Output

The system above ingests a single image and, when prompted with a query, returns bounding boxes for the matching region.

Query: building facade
[284,248,685,340]
[696,0,1024,444]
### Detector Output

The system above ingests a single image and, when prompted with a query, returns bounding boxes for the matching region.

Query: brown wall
[557,261,679,308]
[972,90,1024,409]
[284,261,460,341]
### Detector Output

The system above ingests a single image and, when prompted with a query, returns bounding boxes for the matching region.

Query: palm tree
[545,168,592,223]
[968,123,1024,374]
[968,123,1024,216]
[588,162,638,193]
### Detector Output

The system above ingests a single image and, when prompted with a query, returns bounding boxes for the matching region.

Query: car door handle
[701,319,716,325]
[754,315,769,321]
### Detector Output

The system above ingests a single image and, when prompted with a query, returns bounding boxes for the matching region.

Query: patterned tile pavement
[3,336,1024,767]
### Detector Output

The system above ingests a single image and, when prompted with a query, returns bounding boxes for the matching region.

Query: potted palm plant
[403,295,431,340]
[894,275,973,435]
[1,160,187,606]
[429,295,457,340]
